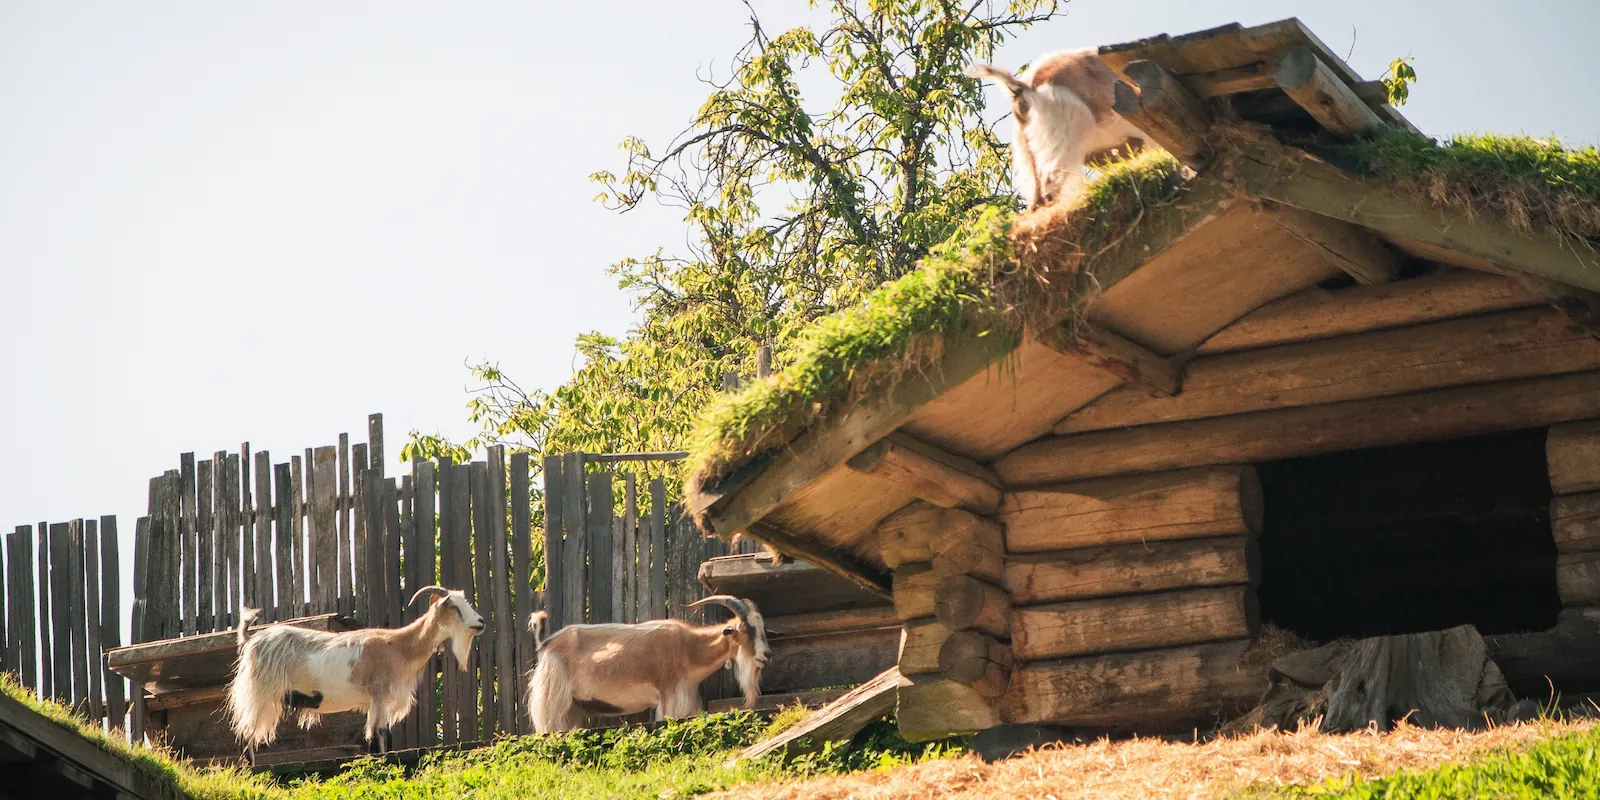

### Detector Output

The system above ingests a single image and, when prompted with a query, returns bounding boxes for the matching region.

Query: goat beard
[734,654,762,709]
[449,632,473,671]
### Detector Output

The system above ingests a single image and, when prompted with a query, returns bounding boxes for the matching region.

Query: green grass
[284,712,963,800]
[684,150,1186,499]
[1271,726,1600,800]
[0,673,279,800]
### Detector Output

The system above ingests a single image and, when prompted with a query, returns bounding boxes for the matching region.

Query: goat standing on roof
[969,48,1149,209]
[525,596,773,734]
[226,585,485,751]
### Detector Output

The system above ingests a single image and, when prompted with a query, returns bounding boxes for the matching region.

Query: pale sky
[3,1,1597,635]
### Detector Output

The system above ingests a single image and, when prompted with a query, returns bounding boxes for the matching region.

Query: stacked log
[883,500,1013,740]
[996,465,1266,733]
[1549,421,1600,606]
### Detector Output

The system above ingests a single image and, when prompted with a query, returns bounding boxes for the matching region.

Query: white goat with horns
[226,585,485,751]
[525,595,773,734]
[968,48,1149,209]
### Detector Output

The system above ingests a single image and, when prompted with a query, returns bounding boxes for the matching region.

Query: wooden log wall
[995,464,1266,734]
[3,516,126,736]
[1550,421,1600,607]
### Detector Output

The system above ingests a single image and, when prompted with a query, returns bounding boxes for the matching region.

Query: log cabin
[685,19,1600,740]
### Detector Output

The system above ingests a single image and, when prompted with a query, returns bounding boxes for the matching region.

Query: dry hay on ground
[710,718,1596,800]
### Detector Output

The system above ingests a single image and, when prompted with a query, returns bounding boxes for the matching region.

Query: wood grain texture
[510,451,533,733]
[1006,536,1258,605]
[1001,466,1262,552]
[1554,492,1600,554]
[897,675,998,742]
[999,372,1600,485]
[1272,46,1383,134]
[893,563,940,621]
[934,575,1011,638]
[1112,59,1211,166]
[1012,586,1258,660]
[847,433,1001,513]
[1266,204,1403,284]
[898,617,952,676]
[1550,421,1600,495]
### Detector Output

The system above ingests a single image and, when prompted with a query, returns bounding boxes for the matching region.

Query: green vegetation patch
[1276,725,1600,799]
[286,711,961,800]
[684,150,1187,504]
[1342,127,1600,239]
[0,673,278,800]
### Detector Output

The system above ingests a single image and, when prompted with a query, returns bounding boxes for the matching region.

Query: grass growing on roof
[0,673,278,800]
[1343,127,1600,239]
[685,149,1186,496]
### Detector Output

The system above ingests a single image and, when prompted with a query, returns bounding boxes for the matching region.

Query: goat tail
[225,627,293,748]
[527,649,575,734]
[967,63,1030,95]
[236,608,260,645]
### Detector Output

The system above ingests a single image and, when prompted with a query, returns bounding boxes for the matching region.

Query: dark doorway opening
[1256,429,1559,642]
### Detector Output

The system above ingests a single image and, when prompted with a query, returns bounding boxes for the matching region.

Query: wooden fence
[127,413,760,751]
[3,517,128,734]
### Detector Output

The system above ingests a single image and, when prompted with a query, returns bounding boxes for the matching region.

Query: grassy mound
[684,150,1187,509]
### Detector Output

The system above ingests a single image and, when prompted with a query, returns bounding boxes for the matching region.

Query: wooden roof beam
[1272,46,1384,135]
[1231,138,1600,294]
[1265,204,1404,284]
[1113,60,1211,168]
[847,432,1002,514]
[1038,322,1184,398]
[746,520,892,599]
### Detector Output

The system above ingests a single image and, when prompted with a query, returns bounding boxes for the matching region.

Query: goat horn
[407,585,451,608]
[688,595,754,629]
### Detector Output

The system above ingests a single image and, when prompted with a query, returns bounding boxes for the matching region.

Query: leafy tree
[404,0,1062,489]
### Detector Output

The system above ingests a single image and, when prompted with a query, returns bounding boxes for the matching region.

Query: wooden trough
[105,613,368,766]
[688,17,1600,741]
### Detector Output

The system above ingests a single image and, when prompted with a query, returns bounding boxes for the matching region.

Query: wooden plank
[211,450,228,629]
[708,688,851,715]
[351,443,369,625]
[489,449,516,735]
[846,432,1001,513]
[588,471,614,623]
[540,455,564,630]
[1557,552,1600,607]
[1553,492,1600,554]
[649,477,667,620]
[436,458,459,745]
[253,451,275,621]
[1272,45,1384,135]
[1007,536,1257,605]
[2,529,14,679]
[999,371,1600,486]
[129,515,149,742]
[395,474,417,749]
[1230,137,1600,293]
[998,639,1260,732]
[275,462,296,621]
[383,477,402,627]
[667,510,695,621]
[84,519,104,724]
[1012,586,1258,660]
[612,513,627,625]
[337,432,352,616]
[765,606,900,637]
[763,625,900,694]
[224,452,241,630]
[37,521,53,700]
[446,458,477,741]
[730,667,908,763]
[1195,270,1539,355]
[180,453,197,636]
[1550,421,1600,495]
[1058,307,1600,435]
[100,516,125,733]
[623,472,638,622]
[1111,59,1210,167]
[160,470,182,638]
[1265,204,1403,285]
[240,445,255,613]
[293,454,307,618]
[8,529,32,691]
[413,459,439,747]
[106,612,355,673]
[560,452,587,628]
[309,447,338,612]
[1037,322,1183,398]
[196,459,214,631]
[362,468,386,629]
[1001,466,1263,552]
[746,521,893,598]
[469,462,497,736]
[897,676,998,741]
[48,522,71,703]
[1185,61,1272,97]
[369,413,385,476]
[510,452,533,733]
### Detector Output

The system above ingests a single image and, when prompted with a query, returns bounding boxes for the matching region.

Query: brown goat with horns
[525,596,773,733]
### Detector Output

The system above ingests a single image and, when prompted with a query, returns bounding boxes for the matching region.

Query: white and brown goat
[226,585,484,750]
[969,48,1149,208]
[525,596,772,734]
